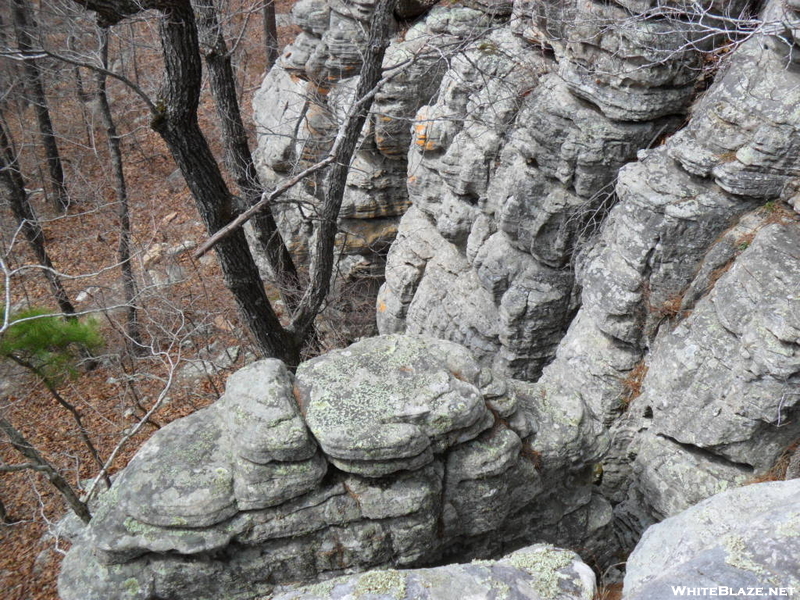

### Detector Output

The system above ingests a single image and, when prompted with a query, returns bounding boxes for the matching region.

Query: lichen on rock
[59,335,600,600]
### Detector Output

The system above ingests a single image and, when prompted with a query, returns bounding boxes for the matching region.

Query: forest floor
[0,2,299,598]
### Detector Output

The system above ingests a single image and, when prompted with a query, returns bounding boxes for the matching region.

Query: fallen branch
[0,462,49,472]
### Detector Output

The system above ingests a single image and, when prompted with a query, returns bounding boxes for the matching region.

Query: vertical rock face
[377,0,750,380]
[532,0,800,545]
[617,219,800,526]
[372,0,800,553]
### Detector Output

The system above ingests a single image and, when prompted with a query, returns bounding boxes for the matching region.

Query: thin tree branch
[83,350,176,503]
[0,462,50,472]
[0,48,157,113]
[0,416,91,523]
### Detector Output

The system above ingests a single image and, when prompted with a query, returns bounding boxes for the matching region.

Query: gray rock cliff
[377,0,751,380]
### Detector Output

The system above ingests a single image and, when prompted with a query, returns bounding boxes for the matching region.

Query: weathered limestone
[533,4,800,544]
[296,336,495,475]
[623,480,800,599]
[59,335,608,600]
[618,220,800,522]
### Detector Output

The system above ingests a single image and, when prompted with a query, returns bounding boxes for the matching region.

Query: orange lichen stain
[377,300,387,313]
[413,122,440,151]
[407,175,417,184]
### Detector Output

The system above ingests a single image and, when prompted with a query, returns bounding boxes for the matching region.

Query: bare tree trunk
[263,0,279,71]
[152,1,300,364]
[69,34,95,147]
[11,0,70,212]
[72,0,395,365]
[0,117,76,316]
[72,0,301,364]
[193,0,300,310]
[95,28,142,351]
[0,415,91,523]
[290,0,398,343]
[0,13,25,113]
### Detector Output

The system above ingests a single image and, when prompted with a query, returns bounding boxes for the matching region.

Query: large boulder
[623,480,800,600]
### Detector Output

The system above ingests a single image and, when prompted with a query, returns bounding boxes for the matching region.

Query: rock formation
[58,335,608,600]
[262,0,800,576]
[377,0,750,380]
[530,0,800,543]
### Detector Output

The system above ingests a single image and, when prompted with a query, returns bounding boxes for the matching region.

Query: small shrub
[0,308,102,383]
[761,199,777,213]
[619,361,648,410]
[520,442,543,471]
[747,439,800,484]
[651,293,684,320]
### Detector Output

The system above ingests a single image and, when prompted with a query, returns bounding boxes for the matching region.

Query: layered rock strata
[377,0,749,379]
[58,335,609,600]
[531,0,800,544]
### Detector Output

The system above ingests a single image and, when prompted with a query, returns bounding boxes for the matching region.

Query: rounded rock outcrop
[59,335,608,600]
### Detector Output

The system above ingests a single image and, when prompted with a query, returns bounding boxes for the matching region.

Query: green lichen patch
[723,534,773,582]
[299,578,338,598]
[353,569,407,599]
[295,335,490,474]
[122,578,141,595]
[506,546,575,599]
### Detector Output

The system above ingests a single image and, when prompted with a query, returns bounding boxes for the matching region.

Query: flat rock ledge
[58,334,607,600]
[271,544,596,600]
